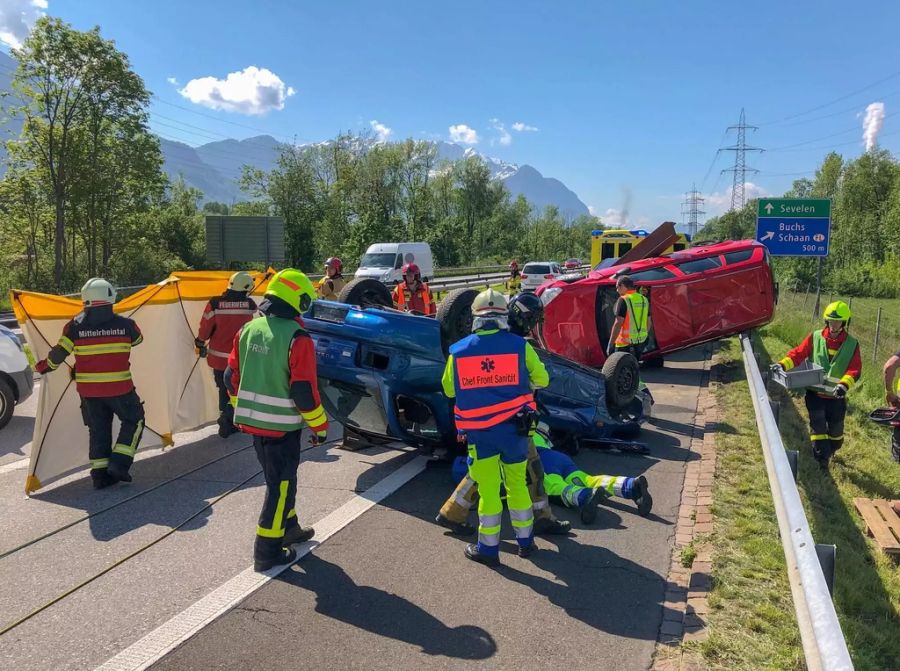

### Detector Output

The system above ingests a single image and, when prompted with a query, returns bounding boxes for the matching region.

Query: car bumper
[9,367,34,403]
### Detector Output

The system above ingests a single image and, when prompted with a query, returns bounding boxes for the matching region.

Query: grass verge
[700,293,900,670]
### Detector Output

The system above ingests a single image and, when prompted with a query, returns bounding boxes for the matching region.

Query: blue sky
[3,0,900,225]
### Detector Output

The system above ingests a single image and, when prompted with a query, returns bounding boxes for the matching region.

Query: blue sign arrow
[755,217,831,257]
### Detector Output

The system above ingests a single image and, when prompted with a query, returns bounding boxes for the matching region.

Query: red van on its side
[537,240,777,367]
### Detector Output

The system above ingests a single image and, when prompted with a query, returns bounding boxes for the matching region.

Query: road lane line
[95,451,427,671]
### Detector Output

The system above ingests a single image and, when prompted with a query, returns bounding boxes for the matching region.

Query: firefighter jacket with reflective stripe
[230,315,327,437]
[393,281,435,315]
[615,291,650,346]
[42,311,143,398]
[197,291,257,370]
[316,275,346,301]
[444,330,538,431]
[780,327,862,392]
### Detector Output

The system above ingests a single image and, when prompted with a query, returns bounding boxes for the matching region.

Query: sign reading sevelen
[755,198,832,257]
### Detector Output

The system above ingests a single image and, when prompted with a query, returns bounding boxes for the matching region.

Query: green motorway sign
[757,198,831,218]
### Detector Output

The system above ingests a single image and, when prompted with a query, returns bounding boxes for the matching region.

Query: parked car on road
[538,240,777,368]
[0,324,34,430]
[564,258,581,270]
[302,289,650,454]
[520,261,563,293]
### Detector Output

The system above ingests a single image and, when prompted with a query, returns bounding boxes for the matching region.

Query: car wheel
[0,377,14,430]
[601,351,639,409]
[642,356,664,369]
[338,278,394,308]
[436,287,478,354]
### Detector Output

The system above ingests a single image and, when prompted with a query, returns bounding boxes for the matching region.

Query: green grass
[701,295,900,670]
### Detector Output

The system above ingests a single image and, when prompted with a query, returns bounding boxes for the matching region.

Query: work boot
[534,516,571,535]
[435,513,476,536]
[217,415,237,438]
[254,546,297,572]
[632,475,653,517]
[92,471,118,490]
[282,524,315,546]
[464,543,500,567]
[517,541,537,558]
[107,463,132,483]
[580,488,608,525]
[812,444,830,469]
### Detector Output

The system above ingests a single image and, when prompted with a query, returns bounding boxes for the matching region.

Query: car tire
[601,351,639,409]
[338,278,394,309]
[0,377,14,430]
[436,288,478,354]
[642,356,664,369]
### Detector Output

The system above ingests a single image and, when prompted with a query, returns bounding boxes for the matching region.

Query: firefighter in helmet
[392,262,435,315]
[225,269,330,571]
[195,271,258,437]
[773,301,862,467]
[35,278,145,489]
[442,288,548,566]
[316,257,346,301]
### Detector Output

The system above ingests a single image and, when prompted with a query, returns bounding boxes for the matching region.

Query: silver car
[520,261,563,292]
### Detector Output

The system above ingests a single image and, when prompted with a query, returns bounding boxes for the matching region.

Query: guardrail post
[769,398,781,426]
[815,544,836,596]
[786,450,799,481]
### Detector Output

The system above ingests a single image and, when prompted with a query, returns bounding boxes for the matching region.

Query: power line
[721,109,763,210]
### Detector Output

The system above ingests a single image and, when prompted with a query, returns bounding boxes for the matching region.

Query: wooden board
[853,497,900,555]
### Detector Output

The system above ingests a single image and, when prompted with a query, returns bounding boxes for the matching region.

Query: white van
[0,324,34,430]
[355,242,434,284]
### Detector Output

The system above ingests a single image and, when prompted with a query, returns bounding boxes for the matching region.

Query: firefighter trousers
[212,369,234,426]
[439,437,555,524]
[253,430,303,561]
[804,391,846,461]
[80,391,144,482]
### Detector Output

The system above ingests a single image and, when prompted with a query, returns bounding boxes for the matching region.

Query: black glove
[310,429,328,446]
[770,363,784,374]
[194,339,207,358]
[832,383,847,399]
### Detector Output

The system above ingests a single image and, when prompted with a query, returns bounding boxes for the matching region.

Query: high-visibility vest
[233,316,305,433]
[809,330,858,393]
[615,291,649,346]
[394,281,434,315]
[450,330,534,431]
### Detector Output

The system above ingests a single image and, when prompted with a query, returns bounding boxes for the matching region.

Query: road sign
[756,198,832,257]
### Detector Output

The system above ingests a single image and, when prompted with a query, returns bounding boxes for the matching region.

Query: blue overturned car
[303,282,652,454]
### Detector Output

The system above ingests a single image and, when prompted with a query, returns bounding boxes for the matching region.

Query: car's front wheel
[0,377,15,430]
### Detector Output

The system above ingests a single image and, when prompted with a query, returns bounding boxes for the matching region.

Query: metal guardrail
[739,332,854,671]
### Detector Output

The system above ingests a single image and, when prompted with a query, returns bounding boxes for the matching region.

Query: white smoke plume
[862,102,885,152]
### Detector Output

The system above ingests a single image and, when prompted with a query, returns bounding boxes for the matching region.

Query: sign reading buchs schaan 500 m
[205,216,285,266]
[755,198,832,257]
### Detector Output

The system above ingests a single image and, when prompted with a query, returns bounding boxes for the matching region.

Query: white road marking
[94,452,428,671]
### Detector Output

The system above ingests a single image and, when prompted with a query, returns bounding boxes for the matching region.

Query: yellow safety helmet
[823,301,851,322]
[265,269,317,314]
[228,271,254,293]
[81,277,117,306]
[471,288,508,316]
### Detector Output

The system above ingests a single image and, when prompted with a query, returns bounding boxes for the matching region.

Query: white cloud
[0,0,46,49]
[489,118,512,146]
[166,76,179,86]
[862,102,885,151]
[449,123,479,145]
[706,182,770,214]
[178,66,296,115]
[512,121,539,132]
[369,119,393,142]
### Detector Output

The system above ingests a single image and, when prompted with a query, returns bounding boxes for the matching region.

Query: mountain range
[1,50,589,217]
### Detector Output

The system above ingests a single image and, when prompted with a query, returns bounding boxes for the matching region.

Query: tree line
[698,150,900,298]
[0,18,596,302]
